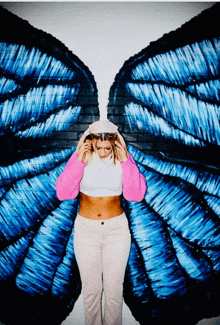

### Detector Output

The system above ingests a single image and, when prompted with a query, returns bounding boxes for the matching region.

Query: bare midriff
[78,192,123,220]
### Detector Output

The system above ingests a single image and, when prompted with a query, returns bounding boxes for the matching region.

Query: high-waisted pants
[74,213,131,325]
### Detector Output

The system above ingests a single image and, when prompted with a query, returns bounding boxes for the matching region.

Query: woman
[56,120,147,325]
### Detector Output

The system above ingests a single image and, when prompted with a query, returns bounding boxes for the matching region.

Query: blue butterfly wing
[0,6,98,325]
[109,3,220,324]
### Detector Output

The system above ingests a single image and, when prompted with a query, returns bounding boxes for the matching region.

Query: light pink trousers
[74,213,131,325]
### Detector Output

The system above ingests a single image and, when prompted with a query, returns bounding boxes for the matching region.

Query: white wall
[0,2,217,325]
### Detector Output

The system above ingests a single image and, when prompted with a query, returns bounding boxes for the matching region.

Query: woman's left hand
[115,140,128,162]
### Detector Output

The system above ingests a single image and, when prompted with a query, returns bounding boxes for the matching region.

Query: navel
[97,213,102,217]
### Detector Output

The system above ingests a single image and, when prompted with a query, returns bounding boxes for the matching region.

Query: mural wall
[0,3,220,325]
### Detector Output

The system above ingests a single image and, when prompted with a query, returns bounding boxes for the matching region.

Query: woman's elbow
[124,195,144,202]
[56,189,77,201]
[132,193,146,202]
[55,178,70,201]
[55,178,63,200]
[56,183,77,200]
[56,189,66,201]
[136,193,146,202]
[123,190,146,202]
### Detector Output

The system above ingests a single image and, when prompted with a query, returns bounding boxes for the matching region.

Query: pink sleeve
[55,151,87,201]
[120,153,147,202]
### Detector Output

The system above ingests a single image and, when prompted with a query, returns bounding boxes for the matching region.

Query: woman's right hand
[77,141,92,162]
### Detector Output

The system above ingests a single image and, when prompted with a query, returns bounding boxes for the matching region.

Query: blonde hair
[76,131,127,165]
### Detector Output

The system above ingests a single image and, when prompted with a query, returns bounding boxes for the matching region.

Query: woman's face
[92,140,113,159]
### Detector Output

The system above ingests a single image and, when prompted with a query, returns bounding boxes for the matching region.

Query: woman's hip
[74,212,131,240]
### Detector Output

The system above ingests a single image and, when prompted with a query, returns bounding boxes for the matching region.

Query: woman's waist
[79,192,122,202]
[79,192,123,220]
[78,208,124,220]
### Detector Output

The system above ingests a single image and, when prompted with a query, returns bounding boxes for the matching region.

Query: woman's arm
[56,152,87,200]
[121,153,147,202]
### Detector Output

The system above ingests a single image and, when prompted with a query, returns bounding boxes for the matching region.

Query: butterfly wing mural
[0,6,99,325]
[108,3,220,325]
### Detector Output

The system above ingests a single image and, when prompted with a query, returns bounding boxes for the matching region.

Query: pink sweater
[56,152,147,202]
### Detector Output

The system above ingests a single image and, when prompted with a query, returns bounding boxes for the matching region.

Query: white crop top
[80,153,123,197]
